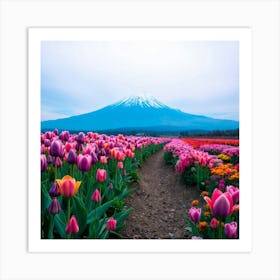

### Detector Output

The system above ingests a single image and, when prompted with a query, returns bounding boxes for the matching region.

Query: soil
[120,149,203,239]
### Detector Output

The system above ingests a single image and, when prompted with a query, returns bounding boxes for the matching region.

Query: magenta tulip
[91,189,101,202]
[117,161,123,169]
[189,207,201,223]
[65,215,79,235]
[204,188,234,218]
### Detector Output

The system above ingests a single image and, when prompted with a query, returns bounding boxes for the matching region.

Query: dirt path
[120,149,203,239]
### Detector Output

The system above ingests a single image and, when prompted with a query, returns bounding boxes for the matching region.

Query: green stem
[48,214,55,239]
[67,198,71,222]
[66,198,71,239]
[70,164,74,177]
[218,220,223,239]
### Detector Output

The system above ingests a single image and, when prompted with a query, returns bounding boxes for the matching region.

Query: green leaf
[41,185,52,211]
[87,199,115,224]
[114,208,132,230]
[54,211,67,238]
[117,187,135,201]
[184,226,193,233]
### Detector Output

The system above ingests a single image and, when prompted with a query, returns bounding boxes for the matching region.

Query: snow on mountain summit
[113,95,169,109]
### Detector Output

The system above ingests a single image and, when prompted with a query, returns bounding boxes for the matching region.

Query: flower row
[41,130,168,239]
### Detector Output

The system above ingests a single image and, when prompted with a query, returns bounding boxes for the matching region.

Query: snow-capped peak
[114,95,168,109]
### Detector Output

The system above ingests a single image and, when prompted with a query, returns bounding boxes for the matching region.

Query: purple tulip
[49,181,60,197]
[50,140,64,157]
[59,130,70,141]
[76,132,85,144]
[189,207,201,223]
[41,154,47,172]
[224,222,238,238]
[90,152,98,164]
[48,198,61,215]
[67,149,77,164]
[77,154,92,172]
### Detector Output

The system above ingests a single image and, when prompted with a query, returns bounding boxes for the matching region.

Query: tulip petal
[211,188,223,204]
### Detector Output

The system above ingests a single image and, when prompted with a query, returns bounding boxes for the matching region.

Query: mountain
[41,95,239,132]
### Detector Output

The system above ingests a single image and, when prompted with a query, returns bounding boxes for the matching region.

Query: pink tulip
[65,215,79,235]
[91,189,101,202]
[189,207,201,223]
[224,221,238,238]
[204,188,234,218]
[96,168,107,183]
[106,217,117,231]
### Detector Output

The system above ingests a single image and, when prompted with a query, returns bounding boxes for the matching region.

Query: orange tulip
[56,175,81,197]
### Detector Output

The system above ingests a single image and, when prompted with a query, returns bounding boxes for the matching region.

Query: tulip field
[164,138,239,239]
[41,130,239,239]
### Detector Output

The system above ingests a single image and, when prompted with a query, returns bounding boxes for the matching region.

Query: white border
[28,27,252,253]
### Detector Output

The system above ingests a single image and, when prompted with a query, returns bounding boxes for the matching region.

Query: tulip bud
[117,161,123,169]
[49,181,60,197]
[91,189,101,202]
[65,215,79,235]
[106,217,117,231]
[48,198,61,215]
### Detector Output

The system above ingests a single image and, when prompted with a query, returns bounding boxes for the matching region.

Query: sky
[41,40,239,121]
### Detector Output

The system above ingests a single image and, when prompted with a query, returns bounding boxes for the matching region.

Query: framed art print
[28,27,252,253]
